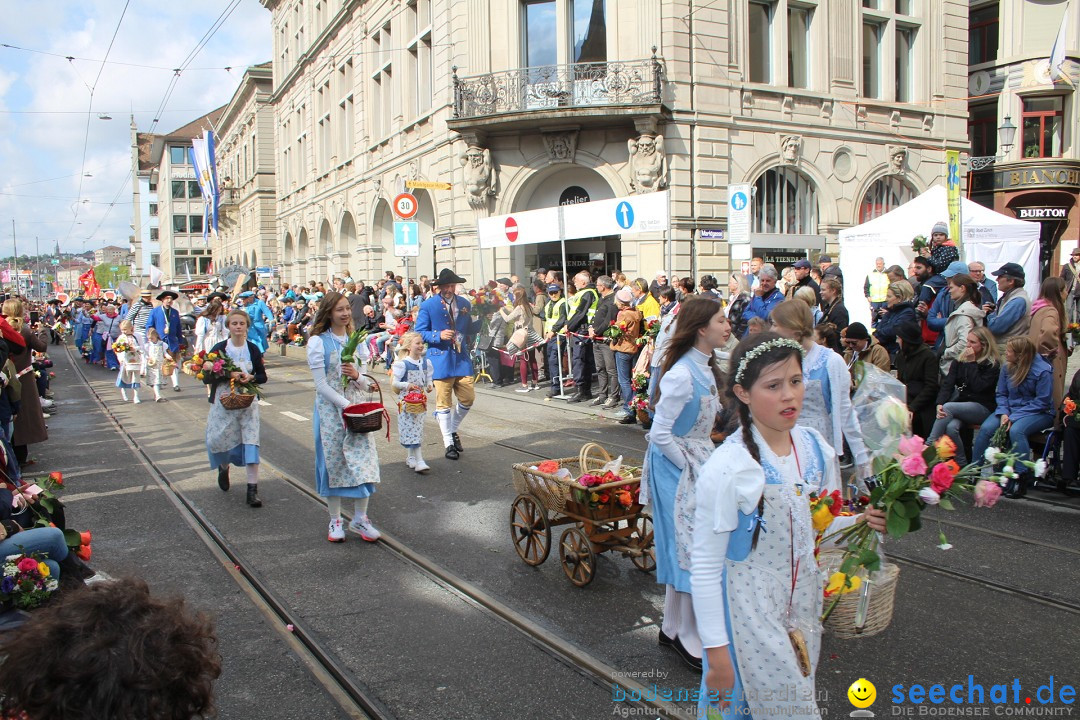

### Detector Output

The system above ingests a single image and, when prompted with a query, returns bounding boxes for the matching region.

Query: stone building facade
[259,0,968,286]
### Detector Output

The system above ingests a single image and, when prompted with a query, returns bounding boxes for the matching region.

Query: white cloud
[0,0,271,255]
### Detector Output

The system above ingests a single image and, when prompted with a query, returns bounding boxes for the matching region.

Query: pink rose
[898,435,927,457]
[212,360,224,373]
[974,480,1003,508]
[16,557,38,573]
[929,462,956,494]
[900,453,928,476]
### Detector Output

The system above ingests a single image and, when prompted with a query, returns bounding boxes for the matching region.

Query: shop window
[859,176,916,223]
[968,101,997,157]
[1022,96,1063,158]
[969,3,999,65]
[753,167,818,235]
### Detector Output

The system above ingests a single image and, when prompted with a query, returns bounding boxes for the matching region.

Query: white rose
[1002,465,1014,477]
[918,487,941,505]
[1034,460,1047,478]
[985,447,1000,462]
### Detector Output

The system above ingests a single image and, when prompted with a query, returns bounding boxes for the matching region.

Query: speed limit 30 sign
[393,192,418,219]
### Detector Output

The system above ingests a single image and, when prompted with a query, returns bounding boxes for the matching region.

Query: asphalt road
[38,344,1080,718]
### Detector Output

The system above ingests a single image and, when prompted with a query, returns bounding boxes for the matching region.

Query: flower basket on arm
[342,374,389,436]
[220,378,257,410]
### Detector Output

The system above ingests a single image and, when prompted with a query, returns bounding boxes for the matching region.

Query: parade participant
[771,300,871,481]
[308,292,381,540]
[692,333,887,719]
[972,336,1054,498]
[565,271,599,403]
[114,320,143,404]
[928,327,1000,466]
[416,269,475,460]
[391,331,435,473]
[195,296,227,354]
[240,290,275,353]
[644,297,731,670]
[147,290,184,392]
[124,289,155,347]
[142,326,169,402]
[205,309,268,508]
[863,257,889,327]
[542,284,568,398]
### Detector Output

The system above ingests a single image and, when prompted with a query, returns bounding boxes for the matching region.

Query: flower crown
[733,338,805,385]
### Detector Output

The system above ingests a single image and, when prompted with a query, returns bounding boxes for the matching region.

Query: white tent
[838,185,1042,328]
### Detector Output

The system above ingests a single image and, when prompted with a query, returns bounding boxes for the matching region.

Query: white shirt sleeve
[307,336,351,409]
[390,359,410,393]
[647,364,694,469]
[691,443,766,648]
[828,352,869,466]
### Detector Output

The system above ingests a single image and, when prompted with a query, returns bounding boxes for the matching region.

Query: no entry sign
[505,217,519,242]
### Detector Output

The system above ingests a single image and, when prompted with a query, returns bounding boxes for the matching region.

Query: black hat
[156,290,179,301]
[496,277,512,286]
[46,298,60,305]
[992,262,1025,280]
[896,320,923,345]
[432,268,466,286]
[206,291,228,303]
[844,322,870,341]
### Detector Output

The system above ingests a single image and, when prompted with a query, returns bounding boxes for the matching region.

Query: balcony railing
[452,53,664,119]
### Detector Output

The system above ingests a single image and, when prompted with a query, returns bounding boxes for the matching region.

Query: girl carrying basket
[141,326,169,402]
[113,320,142,404]
[307,292,381,543]
[205,309,267,508]
[390,331,434,474]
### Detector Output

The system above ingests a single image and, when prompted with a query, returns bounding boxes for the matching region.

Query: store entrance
[532,236,621,278]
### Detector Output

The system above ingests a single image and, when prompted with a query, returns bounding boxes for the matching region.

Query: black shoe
[618,413,637,425]
[548,387,560,398]
[568,392,594,403]
[1003,477,1028,499]
[451,432,463,452]
[658,629,675,647]
[445,445,460,460]
[246,485,262,508]
[217,467,230,491]
[174,386,181,392]
[672,637,703,671]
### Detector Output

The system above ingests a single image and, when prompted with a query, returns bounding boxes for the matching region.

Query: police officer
[565,270,599,403]
[542,284,567,398]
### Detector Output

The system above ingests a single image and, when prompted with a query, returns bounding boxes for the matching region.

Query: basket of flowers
[511,443,641,518]
[399,389,427,414]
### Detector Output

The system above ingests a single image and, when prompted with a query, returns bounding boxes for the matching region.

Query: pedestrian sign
[393,221,420,257]
[727,183,752,244]
[615,201,635,230]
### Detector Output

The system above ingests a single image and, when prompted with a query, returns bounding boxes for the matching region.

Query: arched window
[859,176,916,223]
[752,167,818,235]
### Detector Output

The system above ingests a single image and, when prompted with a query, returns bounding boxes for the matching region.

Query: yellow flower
[38,562,50,577]
[196,373,205,380]
[206,352,219,361]
[811,503,835,533]
[589,492,600,503]
[825,571,861,596]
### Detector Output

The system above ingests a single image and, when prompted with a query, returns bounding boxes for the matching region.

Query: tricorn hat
[156,290,179,301]
[206,291,228,302]
[432,268,466,286]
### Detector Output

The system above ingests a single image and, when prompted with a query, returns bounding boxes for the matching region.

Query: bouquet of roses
[603,320,627,341]
[185,350,262,398]
[575,471,640,509]
[1067,323,1080,346]
[911,234,929,253]
[110,335,135,354]
[11,471,94,560]
[1,553,57,610]
[636,318,660,347]
[1064,397,1080,423]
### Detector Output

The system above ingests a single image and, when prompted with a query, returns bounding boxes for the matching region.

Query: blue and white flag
[1049,5,1070,83]
[189,131,219,240]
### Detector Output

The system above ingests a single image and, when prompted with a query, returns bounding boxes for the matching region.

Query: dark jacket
[896,342,940,436]
[205,340,268,404]
[936,359,999,410]
[820,299,849,331]
[591,291,617,336]
[874,301,917,357]
[788,275,821,305]
[728,292,750,338]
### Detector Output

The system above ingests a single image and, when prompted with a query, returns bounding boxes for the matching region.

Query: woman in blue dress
[692,333,887,719]
[643,297,731,670]
[307,292,381,543]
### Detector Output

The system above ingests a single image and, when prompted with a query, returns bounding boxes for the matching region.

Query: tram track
[65,345,685,720]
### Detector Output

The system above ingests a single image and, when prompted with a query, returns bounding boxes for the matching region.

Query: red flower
[79,531,92,547]
[827,490,844,516]
[597,492,610,505]
[49,471,63,486]
[929,461,958,494]
[75,544,92,561]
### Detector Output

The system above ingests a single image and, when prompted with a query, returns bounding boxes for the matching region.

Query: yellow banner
[946,150,962,243]
[405,180,452,191]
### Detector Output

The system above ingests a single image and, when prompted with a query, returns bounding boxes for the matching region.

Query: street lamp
[970,116,1017,171]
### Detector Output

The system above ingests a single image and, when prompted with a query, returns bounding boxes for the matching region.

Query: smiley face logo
[848,678,876,709]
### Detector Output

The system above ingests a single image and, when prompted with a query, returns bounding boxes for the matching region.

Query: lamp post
[968,116,1018,171]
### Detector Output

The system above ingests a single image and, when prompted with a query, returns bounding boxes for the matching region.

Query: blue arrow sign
[393,221,420,257]
[615,201,635,230]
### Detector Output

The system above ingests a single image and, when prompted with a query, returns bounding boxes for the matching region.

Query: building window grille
[859,176,915,223]
[753,167,818,235]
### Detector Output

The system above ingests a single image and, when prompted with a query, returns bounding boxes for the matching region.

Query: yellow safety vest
[566,287,599,325]
[544,296,567,335]
[867,271,890,303]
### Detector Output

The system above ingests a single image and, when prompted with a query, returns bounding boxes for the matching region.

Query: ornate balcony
[449,53,668,133]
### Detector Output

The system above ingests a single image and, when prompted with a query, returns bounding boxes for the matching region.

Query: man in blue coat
[147,290,184,392]
[415,268,475,460]
[239,291,275,352]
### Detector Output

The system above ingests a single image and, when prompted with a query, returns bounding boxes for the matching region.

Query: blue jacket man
[741,267,783,325]
[415,268,476,460]
[147,290,183,391]
[240,292,275,352]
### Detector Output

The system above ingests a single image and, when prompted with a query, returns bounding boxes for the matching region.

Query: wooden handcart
[510,443,655,587]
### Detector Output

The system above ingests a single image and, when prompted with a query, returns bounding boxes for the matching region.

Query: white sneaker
[414,457,430,473]
[39,399,55,410]
[348,514,381,542]
[327,518,345,543]
[405,453,416,469]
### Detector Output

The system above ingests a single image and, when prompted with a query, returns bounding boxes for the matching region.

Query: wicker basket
[220,379,256,410]
[511,443,640,515]
[342,375,388,434]
[400,389,428,414]
[817,549,900,639]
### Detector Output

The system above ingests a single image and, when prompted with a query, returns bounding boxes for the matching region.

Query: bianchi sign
[1017,207,1068,219]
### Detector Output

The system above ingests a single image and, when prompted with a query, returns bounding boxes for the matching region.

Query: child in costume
[390,331,434,474]
[113,320,142,403]
[141,327,168,402]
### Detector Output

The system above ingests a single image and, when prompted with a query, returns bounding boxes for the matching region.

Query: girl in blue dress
[307,292,381,543]
[692,333,887,719]
[643,297,731,670]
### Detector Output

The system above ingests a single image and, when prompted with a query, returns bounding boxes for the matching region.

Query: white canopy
[838,185,1042,328]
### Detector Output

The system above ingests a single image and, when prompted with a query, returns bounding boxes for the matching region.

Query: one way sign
[394,221,420,257]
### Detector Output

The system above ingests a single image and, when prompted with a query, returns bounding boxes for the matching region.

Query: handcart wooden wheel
[559,526,596,587]
[630,515,656,572]
[510,493,551,566]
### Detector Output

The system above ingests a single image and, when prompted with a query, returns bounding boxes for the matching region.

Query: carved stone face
[782,136,800,161]
[637,137,656,156]
[467,149,485,168]
[890,150,906,171]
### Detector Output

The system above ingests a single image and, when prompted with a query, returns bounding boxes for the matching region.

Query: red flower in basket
[614,488,635,509]
[537,460,560,474]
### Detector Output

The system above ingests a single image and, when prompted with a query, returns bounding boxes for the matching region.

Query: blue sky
[0,0,270,256]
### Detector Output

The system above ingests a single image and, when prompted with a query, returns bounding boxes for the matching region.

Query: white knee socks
[246,464,259,486]
[354,497,369,516]
[676,591,702,659]
[661,585,680,638]
[120,389,128,401]
[436,409,453,446]
[328,496,342,520]
[450,403,470,433]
